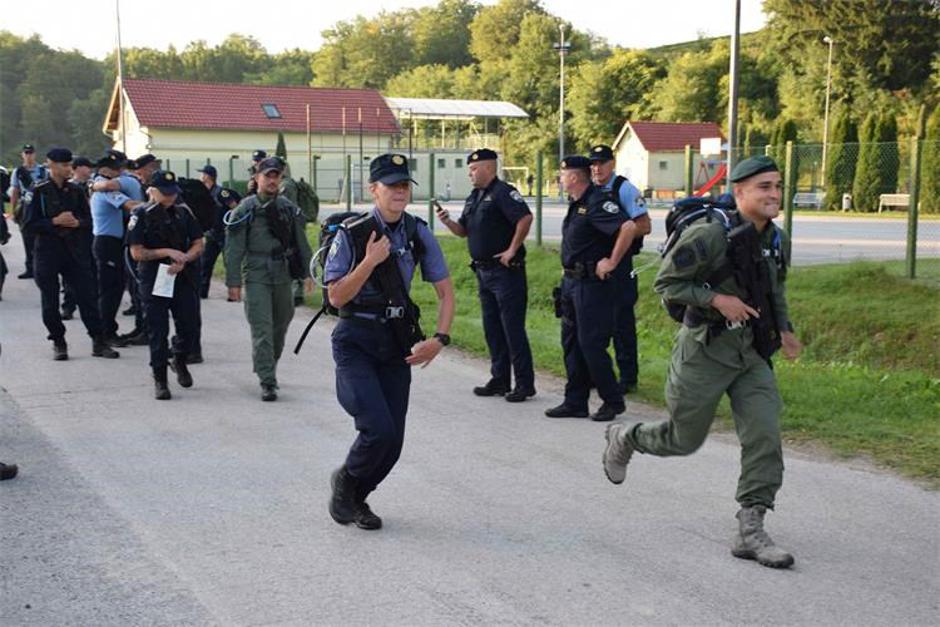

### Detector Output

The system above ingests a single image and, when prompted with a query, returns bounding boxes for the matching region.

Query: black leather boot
[153,367,171,400]
[92,336,120,359]
[170,354,193,388]
[329,465,358,525]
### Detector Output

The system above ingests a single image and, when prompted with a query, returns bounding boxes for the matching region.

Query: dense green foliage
[823,111,858,209]
[923,107,940,213]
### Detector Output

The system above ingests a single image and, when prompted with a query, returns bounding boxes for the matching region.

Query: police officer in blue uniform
[127,170,205,400]
[23,148,119,361]
[545,156,638,422]
[197,164,228,298]
[9,144,47,279]
[324,153,454,530]
[245,149,267,196]
[589,145,652,394]
[437,148,536,401]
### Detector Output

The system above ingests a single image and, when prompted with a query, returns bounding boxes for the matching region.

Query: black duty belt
[562,261,598,280]
[470,258,524,271]
[683,307,751,336]
[339,303,406,322]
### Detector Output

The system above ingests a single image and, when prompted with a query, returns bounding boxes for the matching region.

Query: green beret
[730,155,779,182]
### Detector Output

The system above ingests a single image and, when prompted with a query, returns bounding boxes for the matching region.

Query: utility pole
[553,23,571,192]
[726,0,741,190]
[821,36,835,186]
[115,0,127,153]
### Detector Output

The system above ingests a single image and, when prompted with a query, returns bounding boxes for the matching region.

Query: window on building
[455,158,463,168]
[261,104,281,119]
[437,158,446,169]
[659,160,668,171]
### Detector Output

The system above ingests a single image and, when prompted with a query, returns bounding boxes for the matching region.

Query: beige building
[611,121,724,196]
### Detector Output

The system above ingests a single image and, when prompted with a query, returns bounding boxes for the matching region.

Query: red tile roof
[121,78,400,135]
[621,121,724,152]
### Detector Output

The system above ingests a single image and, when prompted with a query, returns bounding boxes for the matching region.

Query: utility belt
[470,258,524,271]
[338,303,407,322]
[562,261,599,280]
[682,307,751,338]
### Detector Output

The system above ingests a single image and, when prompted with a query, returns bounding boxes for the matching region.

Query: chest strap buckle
[385,306,405,319]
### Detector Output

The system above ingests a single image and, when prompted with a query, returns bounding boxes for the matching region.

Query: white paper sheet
[152,263,176,298]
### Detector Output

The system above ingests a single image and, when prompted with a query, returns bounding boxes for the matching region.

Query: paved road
[321,202,940,266]
[1,229,938,625]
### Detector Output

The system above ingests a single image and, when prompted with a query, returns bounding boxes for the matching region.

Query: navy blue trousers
[33,237,102,343]
[477,264,534,390]
[332,319,411,499]
[94,235,125,337]
[560,275,621,409]
[199,235,223,298]
[612,263,639,389]
[141,271,199,370]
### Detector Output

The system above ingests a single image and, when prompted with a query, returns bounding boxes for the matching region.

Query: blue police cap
[252,149,267,162]
[22,144,35,153]
[256,157,283,174]
[560,155,591,170]
[468,148,498,163]
[197,164,218,179]
[95,151,125,169]
[72,156,93,168]
[46,147,73,163]
[369,153,417,185]
[588,145,615,162]
[149,170,182,194]
[730,155,779,182]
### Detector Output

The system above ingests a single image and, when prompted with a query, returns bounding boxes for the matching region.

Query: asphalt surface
[1,225,938,626]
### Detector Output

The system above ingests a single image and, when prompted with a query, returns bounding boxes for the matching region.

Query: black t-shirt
[560,184,626,268]
[458,177,530,262]
[126,202,203,285]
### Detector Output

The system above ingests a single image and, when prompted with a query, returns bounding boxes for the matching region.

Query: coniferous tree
[823,111,858,210]
[922,106,940,213]
[852,112,880,211]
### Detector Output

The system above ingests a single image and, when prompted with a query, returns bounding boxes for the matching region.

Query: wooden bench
[878,193,910,213]
[792,191,825,208]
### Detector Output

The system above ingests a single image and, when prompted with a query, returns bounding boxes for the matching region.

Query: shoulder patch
[673,246,696,269]
[602,201,620,214]
[577,206,588,215]
[127,214,138,231]
[510,190,524,203]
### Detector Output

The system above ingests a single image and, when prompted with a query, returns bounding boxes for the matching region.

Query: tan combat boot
[732,505,794,569]
[602,422,634,484]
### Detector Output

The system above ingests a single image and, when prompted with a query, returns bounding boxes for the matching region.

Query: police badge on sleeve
[510,190,524,203]
[127,214,138,231]
[602,201,619,214]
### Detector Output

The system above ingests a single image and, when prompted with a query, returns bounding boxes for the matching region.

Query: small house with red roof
[103,78,401,196]
[611,121,724,196]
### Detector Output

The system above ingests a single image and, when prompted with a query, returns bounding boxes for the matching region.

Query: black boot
[329,465,358,525]
[52,341,69,361]
[261,383,277,401]
[170,355,193,388]
[92,336,120,359]
[590,400,626,422]
[153,367,171,400]
[0,462,19,481]
[473,378,510,397]
[353,485,382,530]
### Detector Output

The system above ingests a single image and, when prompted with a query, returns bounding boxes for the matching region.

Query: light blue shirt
[90,174,131,237]
[8,164,46,193]
[601,175,647,220]
[324,208,449,304]
[117,172,146,201]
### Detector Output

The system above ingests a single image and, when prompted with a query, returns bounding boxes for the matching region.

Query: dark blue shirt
[126,202,204,285]
[324,208,449,305]
[560,184,627,268]
[458,177,530,261]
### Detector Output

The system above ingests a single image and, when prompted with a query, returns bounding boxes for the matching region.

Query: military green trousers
[628,325,784,508]
[243,280,295,386]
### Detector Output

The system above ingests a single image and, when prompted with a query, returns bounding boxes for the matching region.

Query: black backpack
[293,210,425,354]
[611,175,644,256]
[659,196,739,323]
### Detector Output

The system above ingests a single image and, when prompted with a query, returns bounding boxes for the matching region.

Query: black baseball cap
[468,148,498,163]
[72,156,94,168]
[197,164,218,179]
[22,144,35,153]
[560,155,591,170]
[135,154,160,168]
[95,152,125,169]
[730,155,780,182]
[588,145,615,162]
[369,153,416,185]
[46,147,73,163]
[149,170,182,194]
[256,157,283,174]
[252,149,267,162]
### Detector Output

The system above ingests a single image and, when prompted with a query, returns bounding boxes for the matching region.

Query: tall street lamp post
[821,35,835,186]
[553,24,571,198]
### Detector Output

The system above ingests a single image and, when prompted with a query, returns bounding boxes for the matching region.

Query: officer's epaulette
[142,201,161,213]
[33,179,53,189]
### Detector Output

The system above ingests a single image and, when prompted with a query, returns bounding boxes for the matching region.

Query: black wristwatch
[433,332,451,346]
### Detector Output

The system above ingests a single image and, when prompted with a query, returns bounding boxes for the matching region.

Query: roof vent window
[262,104,282,119]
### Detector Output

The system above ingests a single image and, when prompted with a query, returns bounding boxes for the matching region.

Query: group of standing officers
[2,139,801,569]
